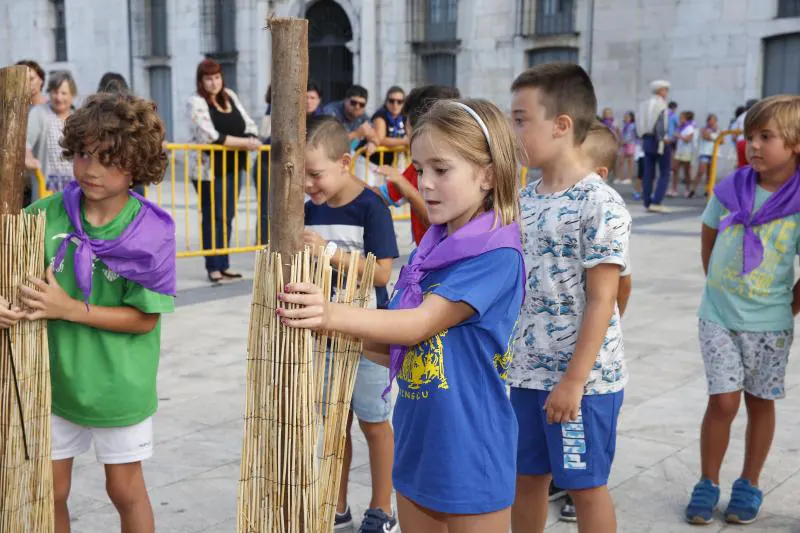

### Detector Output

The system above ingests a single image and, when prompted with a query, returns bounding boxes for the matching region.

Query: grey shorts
[324,354,391,423]
[698,318,793,400]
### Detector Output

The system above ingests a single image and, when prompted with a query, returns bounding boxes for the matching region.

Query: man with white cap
[638,80,672,213]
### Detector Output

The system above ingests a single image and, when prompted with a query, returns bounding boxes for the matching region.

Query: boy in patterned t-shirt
[508,63,632,533]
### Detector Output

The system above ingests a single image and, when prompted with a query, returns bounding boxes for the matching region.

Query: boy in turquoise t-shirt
[19,93,176,533]
[686,95,800,526]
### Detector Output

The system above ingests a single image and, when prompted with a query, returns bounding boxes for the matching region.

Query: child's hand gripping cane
[0,295,25,330]
[277,283,330,330]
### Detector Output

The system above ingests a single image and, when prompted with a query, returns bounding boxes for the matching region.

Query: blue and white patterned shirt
[508,174,632,395]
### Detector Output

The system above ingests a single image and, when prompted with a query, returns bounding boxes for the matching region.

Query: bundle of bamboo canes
[238,246,376,533]
[0,212,53,533]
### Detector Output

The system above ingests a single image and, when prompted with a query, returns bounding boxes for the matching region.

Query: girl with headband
[280,99,526,532]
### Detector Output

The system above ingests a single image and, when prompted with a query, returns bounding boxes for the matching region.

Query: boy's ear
[596,167,609,180]
[341,152,352,171]
[553,113,574,140]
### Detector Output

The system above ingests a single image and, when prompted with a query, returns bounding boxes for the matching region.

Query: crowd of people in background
[600,84,758,213]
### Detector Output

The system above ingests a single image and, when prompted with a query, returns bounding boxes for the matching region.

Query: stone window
[527,46,578,67]
[53,0,67,62]
[518,0,575,37]
[201,0,238,91]
[423,53,457,87]
[408,0,460,86]
[778,0,800,17]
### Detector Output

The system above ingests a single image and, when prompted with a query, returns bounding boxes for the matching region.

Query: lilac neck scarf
[387,211,524,393]
[54,180,177,304]
[680,120,695,135]
[714,165,800,275]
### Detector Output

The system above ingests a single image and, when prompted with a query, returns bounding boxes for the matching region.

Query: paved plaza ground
[65,188,800,532]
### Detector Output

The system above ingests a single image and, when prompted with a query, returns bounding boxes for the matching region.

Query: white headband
[452,102,491,148]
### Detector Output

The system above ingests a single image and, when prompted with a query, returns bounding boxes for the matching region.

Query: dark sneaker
[685,478,721,525]
[548,481,567,502]
[559,495,577,522]
[334,506,353,531]
[725,478,763,525]
[358,508,398,533]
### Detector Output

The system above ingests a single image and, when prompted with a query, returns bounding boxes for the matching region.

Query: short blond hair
[583,120,620,172]
[412,98,521,227]
[744,95,800,147]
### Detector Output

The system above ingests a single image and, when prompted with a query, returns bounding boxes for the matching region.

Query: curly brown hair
[61,92,168,186]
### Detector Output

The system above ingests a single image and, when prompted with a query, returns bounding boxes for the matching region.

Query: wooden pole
[268,17,309,279]
[0,66,31,215]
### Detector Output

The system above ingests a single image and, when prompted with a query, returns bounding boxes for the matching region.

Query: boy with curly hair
[20,92,176,533]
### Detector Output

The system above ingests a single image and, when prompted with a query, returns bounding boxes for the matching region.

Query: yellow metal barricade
[707,129,742,197]
[34,168,53,198]
[350,146,412,221]
[152,144,270,258]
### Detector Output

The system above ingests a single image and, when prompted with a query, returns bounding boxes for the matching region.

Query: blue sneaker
[685,479,721,524]
[725,478,763,524]
[334,505,353,530]
[632,192,642,201]
[358,508,398,533]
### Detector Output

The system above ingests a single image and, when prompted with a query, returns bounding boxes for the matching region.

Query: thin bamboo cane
[238,246,376,532]
[0,212,53,533]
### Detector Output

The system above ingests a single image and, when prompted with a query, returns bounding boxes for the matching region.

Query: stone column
[360,0,377,103]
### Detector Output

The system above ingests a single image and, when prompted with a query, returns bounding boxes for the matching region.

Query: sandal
[220,270,243,279]
[207,272,223,284]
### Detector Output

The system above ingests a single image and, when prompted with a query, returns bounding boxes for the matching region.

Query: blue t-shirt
[699,189,800,331]
[305,188,398,307]
[390,248,525,514]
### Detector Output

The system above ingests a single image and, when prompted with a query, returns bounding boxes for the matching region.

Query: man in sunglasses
[322,84,379,150]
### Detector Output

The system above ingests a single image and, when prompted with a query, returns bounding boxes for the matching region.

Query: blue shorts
[324,354,391,423]
[510,387,624,490]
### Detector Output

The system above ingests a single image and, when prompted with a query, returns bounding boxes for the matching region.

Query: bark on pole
[268,17,309,278]
[0,66,31,215]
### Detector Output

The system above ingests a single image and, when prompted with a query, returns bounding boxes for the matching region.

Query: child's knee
[52,459,73,504]
[744,392,775,411]
[105,464,147,510]
[708,392,741,420]
[358,418,392,440]
[53,473,72,504]
[569,484,612,509]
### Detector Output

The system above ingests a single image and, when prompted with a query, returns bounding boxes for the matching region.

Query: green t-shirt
[26,193,175,427]
[699,188,800,331]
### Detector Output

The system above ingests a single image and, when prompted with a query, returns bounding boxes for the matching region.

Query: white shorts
[52,414,154,464]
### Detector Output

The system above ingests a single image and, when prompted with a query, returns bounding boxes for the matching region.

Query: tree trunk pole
[268,17,309,278]
[0,66,31,215]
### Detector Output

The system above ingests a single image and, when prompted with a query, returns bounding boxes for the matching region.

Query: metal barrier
[707,129,742,197]
[350,145,412,221]
[33,144,430,259]
[34,168,52,198]
[152,144,270,258]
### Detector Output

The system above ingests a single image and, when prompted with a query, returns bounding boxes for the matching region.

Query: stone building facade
[1,0,798,141]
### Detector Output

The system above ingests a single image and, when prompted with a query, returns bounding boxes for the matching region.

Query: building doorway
[307,0,354,104]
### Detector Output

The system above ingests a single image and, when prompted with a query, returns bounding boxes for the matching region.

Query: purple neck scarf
[387,211,524,394]
[714,165,800,275]
[679,120,695,135]
[54,180,177,304]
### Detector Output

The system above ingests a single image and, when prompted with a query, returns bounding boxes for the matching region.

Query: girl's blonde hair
[411,98,521,227]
